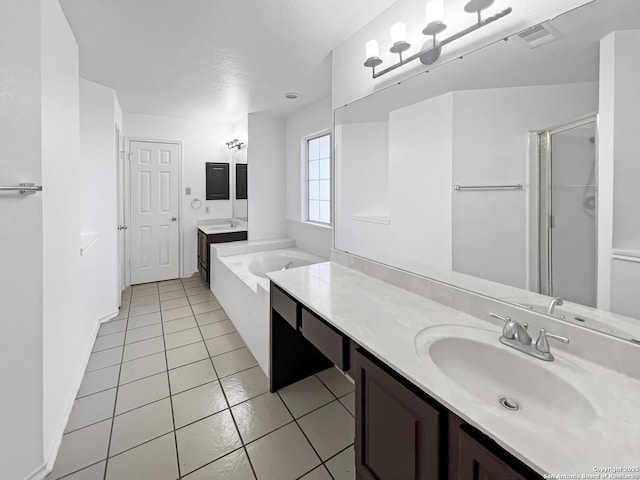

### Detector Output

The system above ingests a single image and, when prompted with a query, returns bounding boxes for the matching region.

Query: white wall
[334,122,390,256]
[0,0,44,477]
[451,83,598,288]
[79,78,121,320]
[335,92,454,274]
[123,113,232,276]
[285,98,333,259]
[247,113,287,241]
[41,0,83,465]
[598,30,640,313]
[331,0,592,108]
[610,258,640,319]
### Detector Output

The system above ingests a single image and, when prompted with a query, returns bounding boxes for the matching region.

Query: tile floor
[48,275,356,480]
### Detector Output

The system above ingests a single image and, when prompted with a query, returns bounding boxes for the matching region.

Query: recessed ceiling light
[284,92,299,100]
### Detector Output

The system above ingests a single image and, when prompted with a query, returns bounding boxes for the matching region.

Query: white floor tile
[110,399,173,456]
[106,433,178,480]
[176,410,242,475]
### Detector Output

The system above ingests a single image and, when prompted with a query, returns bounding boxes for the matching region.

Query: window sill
[302,220,333,230]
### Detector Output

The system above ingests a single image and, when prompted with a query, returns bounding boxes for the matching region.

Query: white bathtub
[211,241,326,375]
[221,248,324,293]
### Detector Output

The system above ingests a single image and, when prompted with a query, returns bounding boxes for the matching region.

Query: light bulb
[425,0,444,23]
[365,39,380,59]
[390,21,407,44]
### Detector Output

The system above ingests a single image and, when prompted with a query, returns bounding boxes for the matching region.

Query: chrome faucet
[491,312,569,362]
[228,219,238,228]
[546,297,564,316]
[280,261,294,271]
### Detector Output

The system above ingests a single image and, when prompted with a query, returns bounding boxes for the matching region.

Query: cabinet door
[457,427,528,480]
[197,230,204,263]
[205,162,230,200]
[354,349,441,480]
[202,233,209,269]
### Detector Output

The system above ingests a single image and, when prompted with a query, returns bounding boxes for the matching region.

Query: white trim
[301,220,333,230]
[43,309,117,477]
[303,130,332,225]
[125,137,184,283]
[612,249,640,264]
[351,214,390,225]
[23,463,49,480]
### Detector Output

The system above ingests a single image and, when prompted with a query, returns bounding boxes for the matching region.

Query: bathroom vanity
[268,262,640,480]
[197,223,247,285]
[269,282,539,479]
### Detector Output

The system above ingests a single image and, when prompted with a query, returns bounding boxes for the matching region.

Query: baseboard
[99,309,119,324]
[43,309,117,474]
[24,463,49,480]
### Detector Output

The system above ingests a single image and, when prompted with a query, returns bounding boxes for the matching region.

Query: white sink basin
[415,325,597,427]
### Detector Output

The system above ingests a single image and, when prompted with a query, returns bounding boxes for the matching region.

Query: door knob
[117,225,128,230]
[171,216,177,222]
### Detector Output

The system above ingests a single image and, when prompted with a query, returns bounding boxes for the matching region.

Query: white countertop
[267,262,640,477]
[198,224,248,235]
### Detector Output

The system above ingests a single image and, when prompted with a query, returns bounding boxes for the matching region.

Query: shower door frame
[538,114,599,298]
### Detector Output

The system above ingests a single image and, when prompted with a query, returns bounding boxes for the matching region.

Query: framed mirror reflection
[334,0,640,343]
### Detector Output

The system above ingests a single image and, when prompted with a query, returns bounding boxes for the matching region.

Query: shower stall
[537,116,598,307]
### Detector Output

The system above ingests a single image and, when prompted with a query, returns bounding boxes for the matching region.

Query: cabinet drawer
[208,231,248,243]
[272,286,298,329]
[301,308,349,370]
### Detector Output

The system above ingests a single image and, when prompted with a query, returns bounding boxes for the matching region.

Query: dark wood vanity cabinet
[456,427,529,480]
[354,348,442,480]
[353,348,541,480]
[269,283,543,480]
[197,229,247,285]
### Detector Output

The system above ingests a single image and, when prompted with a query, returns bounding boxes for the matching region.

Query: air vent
[517,22,560,48]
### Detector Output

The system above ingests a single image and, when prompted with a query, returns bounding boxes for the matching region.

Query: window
[306,133,331,225]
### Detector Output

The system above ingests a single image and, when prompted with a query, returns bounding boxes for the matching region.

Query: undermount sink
[414,325,597,427]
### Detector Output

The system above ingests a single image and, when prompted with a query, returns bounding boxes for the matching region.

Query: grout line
[276,391,327,479]
[54,459,107,479]
[158,292,183,479]
[187,291,260,480]
[102,285,144,480]
[179,446,246,479]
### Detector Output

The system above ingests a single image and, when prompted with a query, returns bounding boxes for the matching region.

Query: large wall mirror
[334,0,640,343]
[231,146,248,222]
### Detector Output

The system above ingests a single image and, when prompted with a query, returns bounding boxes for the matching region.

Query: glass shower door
[541,118,597,307]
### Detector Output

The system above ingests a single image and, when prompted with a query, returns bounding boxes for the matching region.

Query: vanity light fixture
[363,0,512,78]
[226,139,244,150]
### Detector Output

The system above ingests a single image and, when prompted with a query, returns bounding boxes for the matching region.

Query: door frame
[124,137,184,285]
[115,124,123,305]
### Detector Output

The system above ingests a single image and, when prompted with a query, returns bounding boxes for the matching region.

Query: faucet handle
[535,328,570,354]
[490,312,517,340]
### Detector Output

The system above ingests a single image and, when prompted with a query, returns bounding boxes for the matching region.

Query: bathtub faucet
[281,261,294,271]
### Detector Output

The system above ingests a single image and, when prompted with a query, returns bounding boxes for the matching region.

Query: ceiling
[59,0,397,122]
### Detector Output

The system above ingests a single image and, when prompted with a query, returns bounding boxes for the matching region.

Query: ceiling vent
[516,22,560,48]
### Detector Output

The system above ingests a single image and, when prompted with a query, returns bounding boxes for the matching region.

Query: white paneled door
[129,140,180,284]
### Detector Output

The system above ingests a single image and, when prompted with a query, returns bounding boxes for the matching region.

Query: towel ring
[190,198,202,209]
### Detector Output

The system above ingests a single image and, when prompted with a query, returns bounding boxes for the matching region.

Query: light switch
[185,187,191,195]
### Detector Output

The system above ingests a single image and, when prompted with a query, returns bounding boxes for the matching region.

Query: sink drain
[498,396,520,411]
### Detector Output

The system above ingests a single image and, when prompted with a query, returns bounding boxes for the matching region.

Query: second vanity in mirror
[197,141,249,285]
[333,0,640,344]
